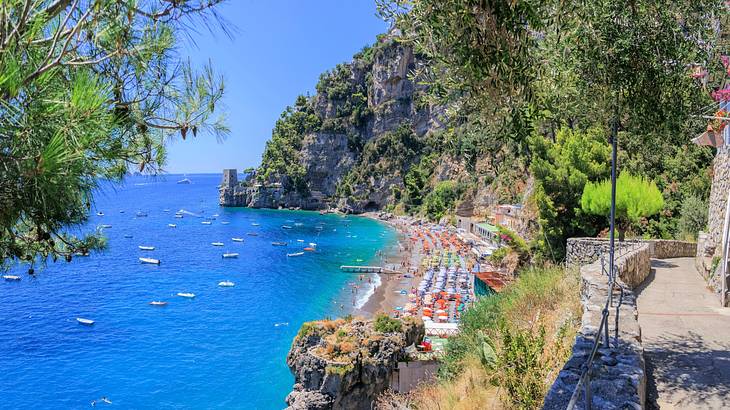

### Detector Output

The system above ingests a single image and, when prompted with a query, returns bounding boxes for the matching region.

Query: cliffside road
[636,257,730,409]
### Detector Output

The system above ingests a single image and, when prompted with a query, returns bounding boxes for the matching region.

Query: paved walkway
[636,257,730,409]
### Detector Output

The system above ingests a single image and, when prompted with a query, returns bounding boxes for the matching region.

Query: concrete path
[636,257,730,409]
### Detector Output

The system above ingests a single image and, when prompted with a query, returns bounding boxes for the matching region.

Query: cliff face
[285,316,424,410]
[220,34,443,211]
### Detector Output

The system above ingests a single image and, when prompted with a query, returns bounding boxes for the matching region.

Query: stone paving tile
[637,257,730,410]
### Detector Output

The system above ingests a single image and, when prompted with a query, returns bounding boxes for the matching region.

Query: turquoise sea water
[0,174,396,409]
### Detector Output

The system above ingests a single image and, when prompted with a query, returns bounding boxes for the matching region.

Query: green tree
[677,195,709,241]
[1,1,228,268]
[529,127,611,260]
[422,180,463,221]
[581,173,664,241]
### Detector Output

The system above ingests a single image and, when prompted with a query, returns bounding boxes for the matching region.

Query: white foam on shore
[355,272,382,309]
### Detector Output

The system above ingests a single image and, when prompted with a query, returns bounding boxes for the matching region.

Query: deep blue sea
[0,174,396,409]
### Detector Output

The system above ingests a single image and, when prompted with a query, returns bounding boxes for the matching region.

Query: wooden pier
[340,265,403,274]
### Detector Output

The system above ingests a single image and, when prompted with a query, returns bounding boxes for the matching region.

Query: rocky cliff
[285,316,424,410]
[220,32,445,212]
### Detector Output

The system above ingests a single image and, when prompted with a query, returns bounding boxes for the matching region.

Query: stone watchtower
[222,169,238,188]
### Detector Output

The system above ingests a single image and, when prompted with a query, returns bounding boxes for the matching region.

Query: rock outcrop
[220,31,443,211]
[285,316,424,410]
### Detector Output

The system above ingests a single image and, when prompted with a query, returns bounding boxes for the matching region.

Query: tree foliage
[581,173,665,239]
[1,0,229,268]
[529,127,611,260]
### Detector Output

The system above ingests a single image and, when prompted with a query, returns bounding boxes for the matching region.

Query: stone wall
[566,238,696,267]
[544,242,656,409]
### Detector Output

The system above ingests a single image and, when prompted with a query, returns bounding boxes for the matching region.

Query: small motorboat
[271,241,287,246]
[119,210,125,213]
[177,292,195,298]
[287,252,304,257]
[76,318,95,326]
[309,243,317,247]
[136,211,148,217]
[246,232,258,236]
[211,242,224,246]
[3,275,21,281]
[100,224,112,228]
[303,247,315,252]
[294,223,303,226]
[212,214,220,218]
[74,251,90,257]
[149,301,168,306]
[138,245,155,251]
[124,234,133,238]
[296,239,304,243]
[175,214,183,219]
[168,224,177,228]
[139,257,160,265]
[251,223,260,226]
[222,253,239,258]
[232,238,244,242]
[177,178,191,184]
[218,281,235,287]
[201,221,212,225]
[96,212,104,216]
[163,209,170,212]
[221,221,230,225]
[281,225,293,229]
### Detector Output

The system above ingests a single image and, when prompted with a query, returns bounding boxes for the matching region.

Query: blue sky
[165,0,389,173]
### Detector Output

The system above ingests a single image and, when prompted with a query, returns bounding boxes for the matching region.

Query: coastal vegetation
[0,0,228,268]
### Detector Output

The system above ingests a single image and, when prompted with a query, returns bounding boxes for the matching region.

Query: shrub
[373,313,402,333]
[677,195,708,240]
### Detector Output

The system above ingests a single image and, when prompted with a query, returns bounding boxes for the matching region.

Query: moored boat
[138,245,155,250]
[251,222,260,226]
[168,224,176,228]
[96,212,104,216]
[175,214,183,219]
[177,178,191,184]
[149,301,168,306]
[218,281,235,287]
[232,238,244,242]
[221,221,230,225]
[76,318,95,326]
[222,253,239,258]
[281,225,293,229]
[3,275,21,281]
[303,247,315,252]
[101,224,112,228]
[136,211,148,217]
[139,257,160,265]
[211,242,224,246]
[201,221,212,225]
[177,292,195,298]
[271,241,287,246]
[287,252,304,257]
[246,232,258,236]
[124,234,133,238]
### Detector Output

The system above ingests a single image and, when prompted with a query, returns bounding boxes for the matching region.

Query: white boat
[100,224,112,228]
[211,242,224,246]
[246,232,258,236]
[296,239,304,242]
[309,242,317,247]
[282,225,293,229]
[96,212,104,216]
[221,221,230,225]
[201,221,212,225]
[222,253,239,258]
[175,214,183,219]
[139,257,160,265]
[232,238,244,242]
[251,223,260,226]
[287,252,304,257]
[271,241,287,246]
[168,224,177,228]
[138,245,155,250]
[295,222,303,226]
[124,234,133,238]
[149,301,168,306]
[177,292,195,298]
[177,178,191,184]
[119,210,125,213]
[136,211,148,217]
[163,209,170,212]
[3,275,20,281]
[212,214,220,217]
[218,281,235,287]
[76,318,95,326]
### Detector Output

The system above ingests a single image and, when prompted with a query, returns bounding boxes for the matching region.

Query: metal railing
[566,240,643,410]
